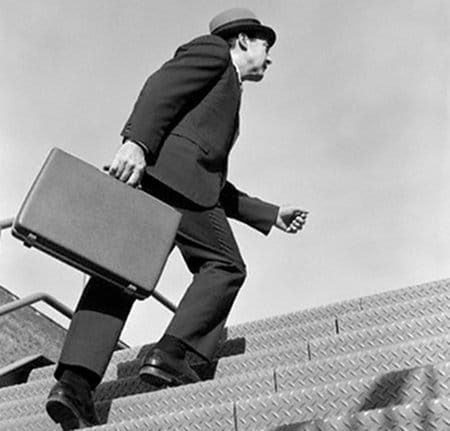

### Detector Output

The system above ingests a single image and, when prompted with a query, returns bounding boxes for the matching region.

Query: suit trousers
[55,176,247,384]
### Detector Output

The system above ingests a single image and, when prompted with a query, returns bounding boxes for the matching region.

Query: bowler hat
[209,8,276,47]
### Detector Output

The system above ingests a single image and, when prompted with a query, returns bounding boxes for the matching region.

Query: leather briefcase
[12,147,181,300]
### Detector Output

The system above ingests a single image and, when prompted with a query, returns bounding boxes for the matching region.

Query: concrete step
[0,414,60,431]
[0,401,235,431]
[0,367,273,421]
[235,361,450,431]
[26,288,448,384]
[14,309,449,407]
[0,331,447,424]
[27,311,448,390]
[3,396,449,431]
[337,291,449,333]
[267,396,450,430]
[226,278,449,339]
[27,317,336,383]
[275,333,450,392]
[96,336,450,426]
[2,361,448,430]
[309,311,449,360]
[359,278,449,309]
[0,279,447,430]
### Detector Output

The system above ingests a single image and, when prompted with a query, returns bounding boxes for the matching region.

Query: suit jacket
[121,34,278,235]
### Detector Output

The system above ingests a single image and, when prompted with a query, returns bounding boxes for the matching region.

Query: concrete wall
[0,285,66,367]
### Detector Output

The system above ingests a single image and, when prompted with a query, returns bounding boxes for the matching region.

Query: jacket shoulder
[177,34,230,61]
[187,34,229,48]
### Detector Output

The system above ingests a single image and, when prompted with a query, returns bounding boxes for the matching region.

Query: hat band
[211,18,262,35]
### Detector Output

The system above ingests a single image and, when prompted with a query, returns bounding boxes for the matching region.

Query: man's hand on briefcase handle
[109,140,146,188]
[275,206,309,234]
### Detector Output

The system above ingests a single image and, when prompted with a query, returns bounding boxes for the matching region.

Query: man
[45,8,308,429]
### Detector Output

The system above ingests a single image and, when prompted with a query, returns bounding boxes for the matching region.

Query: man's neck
[230,50,245,83]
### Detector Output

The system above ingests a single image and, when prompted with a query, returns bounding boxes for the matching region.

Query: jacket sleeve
[220,181,279,235]
[121,36,230,157]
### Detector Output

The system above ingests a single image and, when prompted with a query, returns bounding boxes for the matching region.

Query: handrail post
[151,290,177,313]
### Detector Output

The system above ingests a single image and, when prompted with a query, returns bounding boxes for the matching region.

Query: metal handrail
[0,292,129,349]
[0,218,13,229]
[0,218,13,238]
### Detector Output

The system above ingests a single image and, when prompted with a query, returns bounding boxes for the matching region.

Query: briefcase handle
[102,165,143,190]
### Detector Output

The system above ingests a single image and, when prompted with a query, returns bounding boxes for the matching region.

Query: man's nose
[265,56,272,66]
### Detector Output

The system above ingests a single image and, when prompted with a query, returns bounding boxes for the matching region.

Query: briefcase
[12,147,181,300]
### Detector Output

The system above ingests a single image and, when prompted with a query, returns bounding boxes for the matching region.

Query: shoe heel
[46,399,80,430]
[139,365,179,386]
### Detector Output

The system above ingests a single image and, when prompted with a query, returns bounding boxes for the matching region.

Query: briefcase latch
[122,284,147,300]
[24,233,38,248]
[126,284,137,293]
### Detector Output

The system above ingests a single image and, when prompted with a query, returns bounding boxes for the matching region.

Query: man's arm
[110,36,230,187]
[121,35,230,157]
[220,182,308,235]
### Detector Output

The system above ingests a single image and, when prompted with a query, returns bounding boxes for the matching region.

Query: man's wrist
[123,138,149,155]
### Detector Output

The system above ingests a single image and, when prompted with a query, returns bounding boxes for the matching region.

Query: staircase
[0,278,448,430]
[0,285,67,368]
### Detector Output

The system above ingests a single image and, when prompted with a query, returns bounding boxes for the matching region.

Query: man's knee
[201,258,247,287]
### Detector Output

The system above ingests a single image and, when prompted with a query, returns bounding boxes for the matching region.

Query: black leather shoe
[139,348,200,386]
[46,381,100,429]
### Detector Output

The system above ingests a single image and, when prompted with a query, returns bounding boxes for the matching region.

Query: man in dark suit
[45,8,308,428]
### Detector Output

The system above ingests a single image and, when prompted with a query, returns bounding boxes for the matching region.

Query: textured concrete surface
[0,285,66,366]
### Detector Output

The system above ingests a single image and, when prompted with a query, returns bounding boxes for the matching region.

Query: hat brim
[212,22,276,47]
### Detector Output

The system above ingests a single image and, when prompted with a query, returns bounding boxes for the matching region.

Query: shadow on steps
[91,336,247,424]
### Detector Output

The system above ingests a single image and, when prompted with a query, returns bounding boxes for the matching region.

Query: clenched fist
[275,206,309,234]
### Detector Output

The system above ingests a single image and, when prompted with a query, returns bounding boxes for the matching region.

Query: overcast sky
[1,0,448,346]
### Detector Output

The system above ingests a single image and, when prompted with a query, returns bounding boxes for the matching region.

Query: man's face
[245,37,272,81]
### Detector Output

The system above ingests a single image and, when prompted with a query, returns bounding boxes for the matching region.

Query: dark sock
[155,334,187,359]
[60,366,98,391]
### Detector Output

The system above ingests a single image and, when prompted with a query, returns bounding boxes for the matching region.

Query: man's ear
[237,33,249,51]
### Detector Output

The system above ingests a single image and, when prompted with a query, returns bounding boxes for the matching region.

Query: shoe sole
[46,396,92,430]
[139,365,188,387]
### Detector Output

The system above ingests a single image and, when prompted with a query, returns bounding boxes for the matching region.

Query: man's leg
[55,276,135,384]
[166,204,247,361]
[139,183,246,384]
[47,276,135,427]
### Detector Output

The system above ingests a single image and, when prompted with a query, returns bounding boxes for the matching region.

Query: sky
[0,0,448,347]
